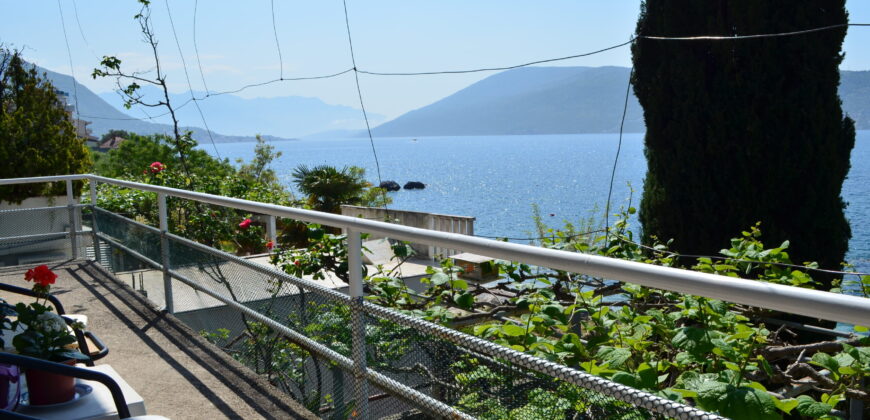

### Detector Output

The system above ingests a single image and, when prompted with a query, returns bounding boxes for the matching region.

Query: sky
[2,1,870,120]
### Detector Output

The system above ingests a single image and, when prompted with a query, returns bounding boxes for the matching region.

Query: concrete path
[0,260,318,420]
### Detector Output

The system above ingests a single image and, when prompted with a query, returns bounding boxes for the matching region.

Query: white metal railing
[3,173,870,419]
[1,174,867,326]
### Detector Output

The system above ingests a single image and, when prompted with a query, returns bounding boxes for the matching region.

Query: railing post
[267,215,277,244]
[347,228,369,418]
[426,215,436,260]
[65,180,78,259]
[89,178,101,265]
[158,193,173,313]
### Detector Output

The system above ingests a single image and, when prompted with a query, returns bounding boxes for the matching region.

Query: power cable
[358,39,635,76]
[603,63,634,246]
[56,0,81,123]
[341,0,388,209]
[70,0,100,61]
[270,0,284,80]
[192,0,210,95]
[640,23,870,41]
[76,69,353,121]
[165,0,221,158]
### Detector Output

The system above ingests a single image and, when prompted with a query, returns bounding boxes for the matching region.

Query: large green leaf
[795,395,833,418]
[595,346,632,369]
[501,324,526,337]
[671,327,715,357]
[695,382,780,420]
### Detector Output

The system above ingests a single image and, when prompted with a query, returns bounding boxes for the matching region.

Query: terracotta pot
[25,359,76,405]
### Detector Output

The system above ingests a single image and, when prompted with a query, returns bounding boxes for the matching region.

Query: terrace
[0,174,868,420]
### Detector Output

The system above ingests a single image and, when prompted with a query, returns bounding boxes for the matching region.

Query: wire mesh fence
[361,310,658,420]
[1,196,725,419]
[0,205,92,266]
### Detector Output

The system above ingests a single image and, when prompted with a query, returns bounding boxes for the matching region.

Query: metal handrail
[2,173,868,326]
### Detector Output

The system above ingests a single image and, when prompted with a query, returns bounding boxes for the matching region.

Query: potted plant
[10,265,89,405]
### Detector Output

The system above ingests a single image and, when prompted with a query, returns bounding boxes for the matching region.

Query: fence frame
[5,173,870,419]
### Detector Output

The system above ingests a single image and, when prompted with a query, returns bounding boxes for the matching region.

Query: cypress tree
[632,1,855,288]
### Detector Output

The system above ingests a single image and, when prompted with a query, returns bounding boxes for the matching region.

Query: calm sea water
[208,131,870,273]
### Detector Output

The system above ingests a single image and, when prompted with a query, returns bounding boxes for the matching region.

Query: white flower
[36,312,67,333]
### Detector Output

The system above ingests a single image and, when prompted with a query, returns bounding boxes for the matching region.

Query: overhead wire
[603,61,634,247]
[70,0,100,62]
[270,0,284,80]
[640,22,870,40]
[357,39,636,76]
[164,0,221,158]
[192,0,210,95]
[341,0,388,210]
[56,0,81,123]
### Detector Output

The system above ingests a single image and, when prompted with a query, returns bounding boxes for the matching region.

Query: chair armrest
[0,353,132,419]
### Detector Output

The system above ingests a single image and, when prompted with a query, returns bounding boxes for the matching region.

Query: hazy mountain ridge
[33,64,870,141]
[37,64,383,142]
[372,66,870,137]
[35,65,288,143]
[98,87,386,139]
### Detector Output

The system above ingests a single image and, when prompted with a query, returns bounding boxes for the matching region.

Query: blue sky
[2,1,870,119]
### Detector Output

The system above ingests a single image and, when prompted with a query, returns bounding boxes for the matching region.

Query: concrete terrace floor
[0,259,318,420]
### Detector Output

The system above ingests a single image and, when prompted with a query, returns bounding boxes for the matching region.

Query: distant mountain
[372,66,870,137]
[35,65,289,143]
[373,67,644,137]
[98,87,386,139]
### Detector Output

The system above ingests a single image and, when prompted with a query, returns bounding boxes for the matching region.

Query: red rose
[149,161,165,173]
[24,265,57,287]
[266,241,274,250]
[238,218,252,229]
[294,260,301,266]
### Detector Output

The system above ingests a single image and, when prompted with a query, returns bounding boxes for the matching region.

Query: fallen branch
[762,337,865,360]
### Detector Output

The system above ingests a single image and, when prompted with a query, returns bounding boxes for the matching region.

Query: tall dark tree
[632,1,855,287]
[0,48,91,202]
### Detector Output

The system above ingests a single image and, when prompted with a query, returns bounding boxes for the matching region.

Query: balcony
[1,174,868,420]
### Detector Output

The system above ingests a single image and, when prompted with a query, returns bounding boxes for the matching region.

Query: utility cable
[70,0,100,62]
[640,23,870,41]
[192,0,210,95]
[56,0,81,123]
[165,0,221,158]
[358,39,635,76]
[270,0,284,80]
[604,63,634,247]
[341,0,388,209]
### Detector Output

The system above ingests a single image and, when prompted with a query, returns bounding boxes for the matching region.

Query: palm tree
[291,165,370,213]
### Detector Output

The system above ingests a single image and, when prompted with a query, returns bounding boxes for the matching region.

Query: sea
[206,131,870,277]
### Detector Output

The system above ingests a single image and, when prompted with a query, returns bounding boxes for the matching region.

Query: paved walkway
[0,260,318,420]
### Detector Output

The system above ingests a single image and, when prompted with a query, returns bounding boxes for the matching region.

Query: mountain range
[372,66,870,137]
[37,64,870,141]
[38,65,383,142]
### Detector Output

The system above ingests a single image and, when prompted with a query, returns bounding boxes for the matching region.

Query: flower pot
[25,359,76,405]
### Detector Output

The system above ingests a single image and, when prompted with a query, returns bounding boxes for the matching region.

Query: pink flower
[266,241,274,250]
[149,161,165,173]
[238,218,252,230]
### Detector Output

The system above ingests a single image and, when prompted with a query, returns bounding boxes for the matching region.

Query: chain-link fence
[83,207,718,420]
[0,205,91,266]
